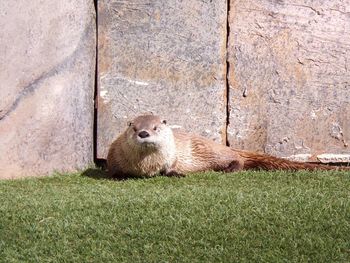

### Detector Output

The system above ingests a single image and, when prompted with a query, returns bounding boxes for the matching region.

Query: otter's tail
[237,151,350,171]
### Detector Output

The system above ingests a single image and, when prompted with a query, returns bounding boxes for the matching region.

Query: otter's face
[125,115,171,149]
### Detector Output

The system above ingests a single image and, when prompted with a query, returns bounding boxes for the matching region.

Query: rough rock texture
[97,0,227,158]
[227,0,350,161]
[0,0,96,178]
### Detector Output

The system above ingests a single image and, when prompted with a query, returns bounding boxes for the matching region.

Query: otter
[107,114,349,178]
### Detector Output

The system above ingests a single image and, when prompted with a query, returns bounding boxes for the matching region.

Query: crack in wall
[93,0,101,166]
[93,0,106,167]
[225,0,231,146]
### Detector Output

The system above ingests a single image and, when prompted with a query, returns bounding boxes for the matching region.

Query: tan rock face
[0,0,96,178]
[97,0,228,158]
[227,0,350,161]
[2,0,349,178]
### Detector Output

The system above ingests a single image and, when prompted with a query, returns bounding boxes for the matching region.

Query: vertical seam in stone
[225,0,231,146]
[93,0,99,164]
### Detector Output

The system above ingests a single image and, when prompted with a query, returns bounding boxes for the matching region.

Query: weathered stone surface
[227,0,350,161]
[0,0,96,178]
[97,0,227,158]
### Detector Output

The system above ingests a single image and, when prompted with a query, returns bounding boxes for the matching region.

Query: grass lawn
[0,169,349,262]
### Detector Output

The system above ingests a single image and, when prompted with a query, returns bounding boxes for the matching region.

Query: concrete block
[227,0,350,160]
[97,0,227,158]
[0,0,96,178]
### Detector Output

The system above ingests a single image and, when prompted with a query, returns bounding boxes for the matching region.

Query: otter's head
[125,115,173,150]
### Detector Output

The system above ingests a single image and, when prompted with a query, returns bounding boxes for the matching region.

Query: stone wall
[97,0,227,158]
[0,0,96,178]
[1,0,349,178]
[227,0,350,162]
[97,0,349,162]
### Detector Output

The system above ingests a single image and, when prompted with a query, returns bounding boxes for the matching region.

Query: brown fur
[107,115,349,178]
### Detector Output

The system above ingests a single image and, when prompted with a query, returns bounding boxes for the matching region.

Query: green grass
[0,169,349,263]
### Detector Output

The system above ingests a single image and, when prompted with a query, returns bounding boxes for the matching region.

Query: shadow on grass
[81,168,147,181]
[81,168,113,180]
[82,167,180,182]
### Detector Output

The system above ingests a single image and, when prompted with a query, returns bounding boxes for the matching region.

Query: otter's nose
[138,131,150,138]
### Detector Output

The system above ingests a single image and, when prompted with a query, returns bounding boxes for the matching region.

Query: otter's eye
[153,126,158,131]
[127,121,133,127]
[162,120,167,125]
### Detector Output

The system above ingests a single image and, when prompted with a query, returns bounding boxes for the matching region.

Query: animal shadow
[81,167,144,181]
[81,168,112,180]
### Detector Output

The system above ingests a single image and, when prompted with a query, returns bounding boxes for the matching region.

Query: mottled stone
[97,0,227,158]
[317,154,350,163]
[0,0,96,178]
[227,0,350,161]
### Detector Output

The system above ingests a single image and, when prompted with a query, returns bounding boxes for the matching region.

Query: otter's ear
[161,119,167,125]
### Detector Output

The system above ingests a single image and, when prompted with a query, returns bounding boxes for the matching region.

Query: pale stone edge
[285,153,350,163]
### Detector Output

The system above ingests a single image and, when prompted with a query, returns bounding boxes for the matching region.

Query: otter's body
[107,115,349,178]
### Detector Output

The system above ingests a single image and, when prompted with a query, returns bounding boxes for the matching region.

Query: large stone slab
[97,0,227,158]
[0,0,96,178]
[227,0,350,162]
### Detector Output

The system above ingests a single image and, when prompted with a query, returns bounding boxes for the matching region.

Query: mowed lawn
[0,169,349,262]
